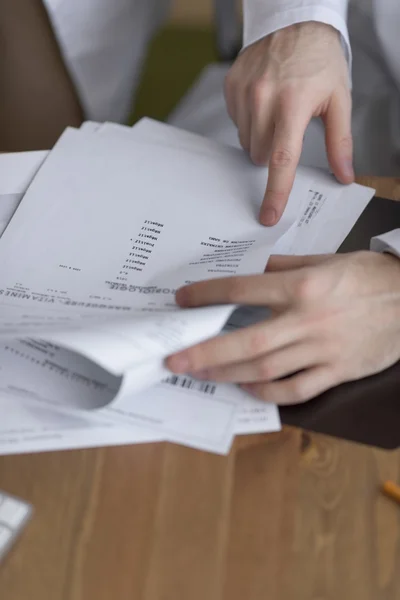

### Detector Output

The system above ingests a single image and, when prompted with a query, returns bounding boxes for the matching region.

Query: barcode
[297,190,326,228]
[163,375,216,395]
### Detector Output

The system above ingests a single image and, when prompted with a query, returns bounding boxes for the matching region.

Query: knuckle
[277,86,299,110]
[239,130,250,152]
[347,251,374,280]
[224,277,248,304]
[321,338,342,362]
[226,99,236,122]
[250,80,267,112]
[288,378,309,404]
[224,70,236,94]
[186,347,206,371]
[357,249,374,262]
[257,358,275,381]
[265,190,289,207]
[270,147,293,169]
[224,77,237,122]
[250,145,269,166]
[255,385,270,402]
[330,361,348,381]
[338,84,352,105]
[247,330,268,356]
[300,308,339,342]
[293,271,319,303]
[339,135,353,152]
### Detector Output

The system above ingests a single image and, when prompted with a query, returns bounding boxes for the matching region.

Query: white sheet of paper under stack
[0,119,374,454]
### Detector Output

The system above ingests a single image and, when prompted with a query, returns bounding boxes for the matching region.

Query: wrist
[273,20,340,38]
[261,20,346,78]
[268,20,342,52]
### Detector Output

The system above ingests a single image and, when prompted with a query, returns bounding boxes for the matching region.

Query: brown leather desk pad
[280,197,400,448]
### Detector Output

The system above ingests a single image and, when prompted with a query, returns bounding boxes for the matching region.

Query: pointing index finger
[260,111,310,226]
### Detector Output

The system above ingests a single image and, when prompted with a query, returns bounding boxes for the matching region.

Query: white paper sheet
[0,128,302,294]
[0,120,375,454]
[272,169,376,256]
[0,122,311,453]
[0,151,47,237]
[92,121,376,436]
[0,123,278,446]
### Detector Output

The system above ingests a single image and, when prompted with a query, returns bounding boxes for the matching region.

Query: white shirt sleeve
[370,229,400,259]
[243,0,351,66]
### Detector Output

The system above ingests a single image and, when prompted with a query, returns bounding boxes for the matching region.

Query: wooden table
[1,177,400,600]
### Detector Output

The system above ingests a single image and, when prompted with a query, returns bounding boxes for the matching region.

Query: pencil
[382,481,400,505]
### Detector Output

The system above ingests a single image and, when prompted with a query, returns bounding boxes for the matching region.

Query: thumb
[323,91,354,184]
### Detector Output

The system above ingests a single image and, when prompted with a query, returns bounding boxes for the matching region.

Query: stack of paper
[0,119,375,455]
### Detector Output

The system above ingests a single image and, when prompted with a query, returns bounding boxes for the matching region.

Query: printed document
[0,120,375,454]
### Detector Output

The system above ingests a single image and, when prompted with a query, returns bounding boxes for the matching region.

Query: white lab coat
[43,0,171,122]
[43,0,400,254]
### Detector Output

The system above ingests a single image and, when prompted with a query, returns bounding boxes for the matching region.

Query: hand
[224,22,353,225]
[166,252,400,405]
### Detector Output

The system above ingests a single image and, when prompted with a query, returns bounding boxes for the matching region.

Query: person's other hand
[166,252,400,405]
[224,22,353,225]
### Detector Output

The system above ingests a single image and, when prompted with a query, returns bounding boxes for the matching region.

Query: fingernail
[260,207,277,226]
[168,354,190,373]
[343,160,354,180]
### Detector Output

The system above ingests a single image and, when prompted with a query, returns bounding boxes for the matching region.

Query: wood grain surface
[1,177,399,600]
